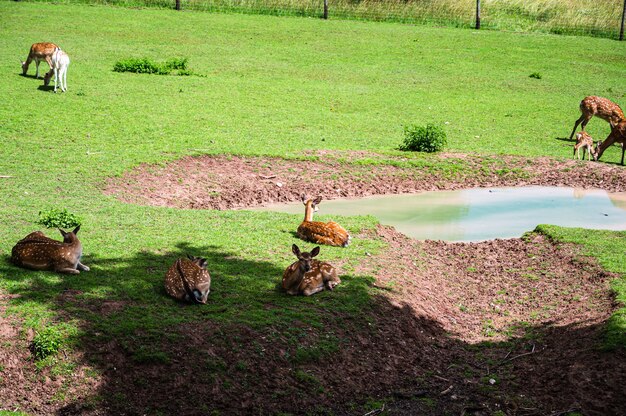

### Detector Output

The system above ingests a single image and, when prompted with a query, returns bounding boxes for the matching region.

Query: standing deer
[573,131,594,161]
[11,226,89,274]
[282,244,340,296]
[592,120,626,166]
[164,255,211,304]
[569,96,625,140]
[43,48,70,93]
[21,42,58,79]
[297,194,350,247]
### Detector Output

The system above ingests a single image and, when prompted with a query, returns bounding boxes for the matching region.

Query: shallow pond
[257,187,626,242]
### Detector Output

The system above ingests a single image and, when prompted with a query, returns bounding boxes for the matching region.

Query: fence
[26,0,626,40]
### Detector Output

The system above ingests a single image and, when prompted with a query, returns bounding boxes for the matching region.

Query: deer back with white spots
[164,255,211,304]
[11,226,89,274]
[282,244,340,296]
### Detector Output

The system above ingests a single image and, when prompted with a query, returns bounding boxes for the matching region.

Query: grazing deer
[11,226,89,274]
[43,48,70,93]
[297,195,350,247]
[592,120,626,166]
[569,96,625,140]
[21,42,58,79]
[164,255,211,304]
[282,244,340,296]
[573,131,594,161]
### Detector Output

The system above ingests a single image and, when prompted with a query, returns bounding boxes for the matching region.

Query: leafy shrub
[399,123,447,153]
[113,57,191,75]
[529,72,542,79]
[31,326,63,360]
[36,208,82,229]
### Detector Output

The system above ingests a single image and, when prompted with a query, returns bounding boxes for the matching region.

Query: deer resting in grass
[573,131,594,161]
[11,226,89,274]
[297,195,350,247]
[592,120,626,166]
[21,42,59,79]
[282,244,340,296]
[164,255,211,304]
[43,48,70,93]
[569,96,625,140]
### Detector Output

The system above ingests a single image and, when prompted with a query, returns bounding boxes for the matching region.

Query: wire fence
[25,0,626,40]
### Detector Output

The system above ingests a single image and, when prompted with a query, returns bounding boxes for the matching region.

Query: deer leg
[35,60,40,78]
[570,114,586,140]
[76,261,90,271]
[621,144,625,166]
[56,267,80,274]
[302,285,324,296]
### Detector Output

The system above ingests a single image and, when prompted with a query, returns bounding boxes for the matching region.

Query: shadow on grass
[1,245,625,415]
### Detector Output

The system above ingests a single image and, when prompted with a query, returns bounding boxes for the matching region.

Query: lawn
[0,2,625,414]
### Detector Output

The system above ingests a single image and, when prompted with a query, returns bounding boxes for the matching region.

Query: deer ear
[198,258,208,269]
[292,244,301,257]
[58,228,68,237]
[311,246,320,257]
[301,194,307,203]
[313,196,323,205]
[72,225,80,235]
[187,254,194,260]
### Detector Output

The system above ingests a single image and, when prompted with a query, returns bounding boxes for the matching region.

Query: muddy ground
[2,152,626,415]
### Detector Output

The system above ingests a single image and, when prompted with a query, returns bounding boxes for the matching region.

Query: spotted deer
[592,120,626,166]
[573,131,594,161]
[11,226,89,274]
[569,96,625,140]
[21,42,58,79]
[282,245,340,296]
[164,255,211,304]
[43,48,70,93]
[297,195,350,247]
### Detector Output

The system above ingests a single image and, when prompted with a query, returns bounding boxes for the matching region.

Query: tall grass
[21,0,625,38]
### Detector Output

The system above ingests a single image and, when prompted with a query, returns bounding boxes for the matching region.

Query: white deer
[43,48,70,93]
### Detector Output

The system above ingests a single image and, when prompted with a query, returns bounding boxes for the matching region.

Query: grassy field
[1,1,626,413]
[20,0,626,39]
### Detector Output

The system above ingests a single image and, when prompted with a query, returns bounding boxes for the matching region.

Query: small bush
[113,57,192,75]
[36,208,82,229]
[31,326,63,360]
[529,72,542,79]
[399,123,447,153]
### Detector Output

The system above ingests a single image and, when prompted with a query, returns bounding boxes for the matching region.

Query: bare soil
[2,152,626,415]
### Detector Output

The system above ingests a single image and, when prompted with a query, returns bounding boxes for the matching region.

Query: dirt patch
[104,152,626,210]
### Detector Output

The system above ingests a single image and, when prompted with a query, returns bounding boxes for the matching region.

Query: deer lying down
[164,255,211,304]
[569,96,625,140]
[297,195,350,247]
[11,226,89,274]
[282,244,340,296]
[21,42,58,79]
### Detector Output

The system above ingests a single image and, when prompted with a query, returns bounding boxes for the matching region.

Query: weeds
[113,57,194,76]
[36,208,82,229]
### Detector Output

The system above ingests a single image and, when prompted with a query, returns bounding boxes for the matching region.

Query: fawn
[569,96,625,140]
[21,42,58,79]
[11,226,89,274]
[164,255,211,304]
[573,131,594,161]
[43,48,70,93]
[282,244,340,296]
[593,120,626,166]
[297,194,350,247]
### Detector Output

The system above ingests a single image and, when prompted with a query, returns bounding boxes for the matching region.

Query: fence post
[175,0,181,10]
[619,0,626,40]
[475,0,481,29]
[323,0,328,19]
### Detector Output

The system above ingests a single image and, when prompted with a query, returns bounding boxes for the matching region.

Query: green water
[256,187,626,242]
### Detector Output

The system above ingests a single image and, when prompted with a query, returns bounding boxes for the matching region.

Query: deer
[573,131,594,161]
[11,226,89,274]
[21,42,59,79]
[569,96,625,141]
[297,194,350,247]
[282,244,340,296]
[43,47,70,93]
[592,120,626,166]
[164,255,211,304]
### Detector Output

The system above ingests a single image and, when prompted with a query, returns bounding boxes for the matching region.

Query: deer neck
[304,202,314,222]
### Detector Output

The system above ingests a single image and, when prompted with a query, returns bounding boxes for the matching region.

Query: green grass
[18,0,626,39]
[0,2,625,410]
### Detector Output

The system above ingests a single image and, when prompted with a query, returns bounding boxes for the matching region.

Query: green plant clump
[31,326,63,360]
[399,123,447,153]
[36,208,82,229]
[529,72,542,79]
[113,57,190,75]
